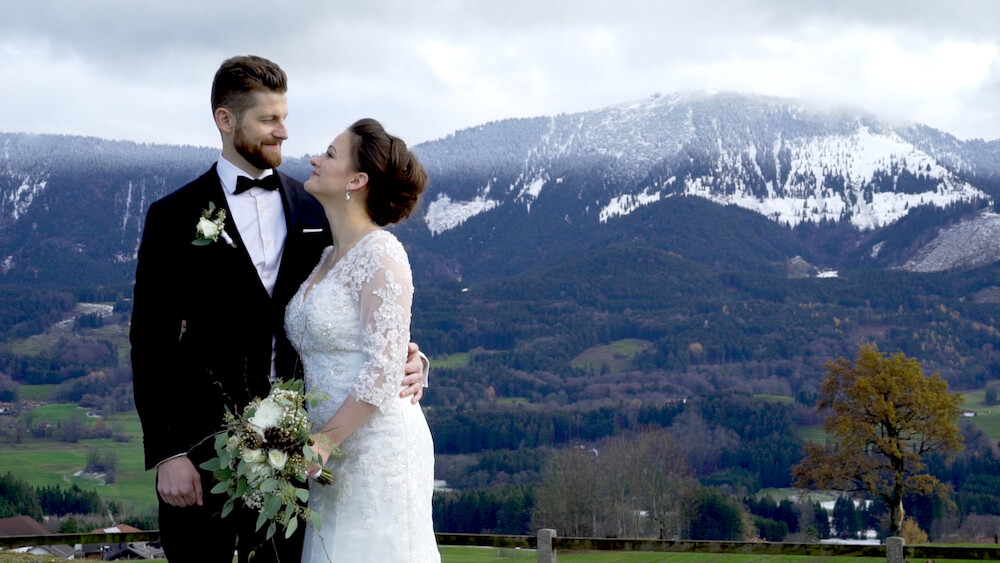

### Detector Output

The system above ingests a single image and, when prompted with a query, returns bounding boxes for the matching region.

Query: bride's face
[305,130,358,199]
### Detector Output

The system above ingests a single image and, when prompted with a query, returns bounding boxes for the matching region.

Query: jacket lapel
[272,173,300,304]
[273,172,328,306]
[203,165,272,302]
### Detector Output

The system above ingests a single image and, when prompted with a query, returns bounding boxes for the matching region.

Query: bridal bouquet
[201,379,339,539]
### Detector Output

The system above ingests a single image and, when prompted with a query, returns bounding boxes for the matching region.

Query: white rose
[197,217,220,239]
[267,449,288,471]
[247,460,271,485]
[241,448,265,464]
[249,399,282,430]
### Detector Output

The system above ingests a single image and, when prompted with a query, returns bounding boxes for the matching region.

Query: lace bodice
[285,229,412,417]
[285,229,438,562]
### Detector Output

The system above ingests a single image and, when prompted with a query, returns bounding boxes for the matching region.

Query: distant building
[82,524,164,560]
[0,515,75,559]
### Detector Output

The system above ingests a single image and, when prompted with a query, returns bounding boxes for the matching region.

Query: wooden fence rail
[3,530,1000,562]
[0,531,159,549]
[538,530,1000,562]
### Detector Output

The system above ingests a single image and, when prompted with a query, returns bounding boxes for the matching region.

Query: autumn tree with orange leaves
[793,344,963,537]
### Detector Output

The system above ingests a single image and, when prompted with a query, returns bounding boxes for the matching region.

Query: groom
[131,55,427,562]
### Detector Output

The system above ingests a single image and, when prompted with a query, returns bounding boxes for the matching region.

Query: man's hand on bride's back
[400,342,428,404]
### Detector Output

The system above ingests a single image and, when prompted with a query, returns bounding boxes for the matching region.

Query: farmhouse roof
[0,515,50,536]
[89,524,143,533]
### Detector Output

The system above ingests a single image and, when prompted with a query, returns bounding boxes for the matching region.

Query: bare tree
[631,430,690,539]
[532,429,691,539]
[531,446,603,536]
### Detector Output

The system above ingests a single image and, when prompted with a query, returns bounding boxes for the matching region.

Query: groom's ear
[215,107,236,135]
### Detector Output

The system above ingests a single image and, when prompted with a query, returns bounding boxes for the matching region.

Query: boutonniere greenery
[193,202,236,248]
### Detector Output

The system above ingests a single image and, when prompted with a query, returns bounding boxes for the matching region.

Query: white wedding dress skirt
[286,231,439,562]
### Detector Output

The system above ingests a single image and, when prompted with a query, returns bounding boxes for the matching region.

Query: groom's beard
[234,123,283,171]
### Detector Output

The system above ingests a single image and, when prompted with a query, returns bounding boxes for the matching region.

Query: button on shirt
[217,155,287,382]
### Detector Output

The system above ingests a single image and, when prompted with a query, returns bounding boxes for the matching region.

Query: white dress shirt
[216,156,287,296]
[218,155,286,382]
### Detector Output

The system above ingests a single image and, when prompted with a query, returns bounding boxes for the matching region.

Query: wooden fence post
[537,528,557,563]
[886,536,904,563]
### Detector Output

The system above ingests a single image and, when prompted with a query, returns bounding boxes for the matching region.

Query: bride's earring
[345,190,351,201]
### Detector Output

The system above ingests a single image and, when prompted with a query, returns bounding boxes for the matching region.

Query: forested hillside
[4,91,1000,541]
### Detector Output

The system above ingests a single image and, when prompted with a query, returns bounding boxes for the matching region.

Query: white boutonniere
[193,202,236,247]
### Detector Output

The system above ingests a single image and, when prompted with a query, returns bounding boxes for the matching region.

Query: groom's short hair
[211,55,287,119]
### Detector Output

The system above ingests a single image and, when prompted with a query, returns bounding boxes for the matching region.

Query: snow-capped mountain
[415,91,994,237]
[2,91,1000,286]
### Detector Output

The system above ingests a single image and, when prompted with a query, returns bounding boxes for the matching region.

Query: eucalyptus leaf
[266,522,276,540]
[266,495,282,518]
[309,511,323,531]
[221,499,234,518]
[210,480,229,495]
[284,517,298,539]
[255,510,267,531]
[260,479,278,492]
[296,488,309,503]
[199,458,221,471]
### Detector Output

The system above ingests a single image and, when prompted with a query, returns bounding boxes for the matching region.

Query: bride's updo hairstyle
[348,118,428,226]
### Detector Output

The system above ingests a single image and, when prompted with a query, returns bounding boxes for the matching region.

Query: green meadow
[16,384,58,402]
[796,424,826,445]
[432,352,471,369]
[571,338,654,373]
[754,394,794,404]
[0,404,156,510]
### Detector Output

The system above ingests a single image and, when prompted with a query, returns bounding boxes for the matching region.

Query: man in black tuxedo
[131,55,427,562]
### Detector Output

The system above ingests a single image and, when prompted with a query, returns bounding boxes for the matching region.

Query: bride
[285,118,439,562]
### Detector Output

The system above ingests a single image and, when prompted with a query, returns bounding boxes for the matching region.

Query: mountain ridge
[2,91,1000,286]
[415,91,994,234]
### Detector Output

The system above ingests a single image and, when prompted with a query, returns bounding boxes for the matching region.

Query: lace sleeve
[349,233,413,411]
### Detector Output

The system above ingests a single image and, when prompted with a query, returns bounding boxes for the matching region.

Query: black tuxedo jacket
[131,165,331,470]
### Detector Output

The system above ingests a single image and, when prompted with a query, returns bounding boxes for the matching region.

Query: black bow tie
[234,174,280,194]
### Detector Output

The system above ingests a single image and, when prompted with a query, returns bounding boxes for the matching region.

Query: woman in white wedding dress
[285,118,439,562]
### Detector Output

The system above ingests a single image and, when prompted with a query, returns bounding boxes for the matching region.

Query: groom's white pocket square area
[302,228,324,234]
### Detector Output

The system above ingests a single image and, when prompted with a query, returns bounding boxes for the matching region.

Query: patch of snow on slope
[600,187,666,223]
[682,126,987,229]
[4,177,48,221]
[903,211,1000,272]
[522,177,546,199]
[425,193,500,235]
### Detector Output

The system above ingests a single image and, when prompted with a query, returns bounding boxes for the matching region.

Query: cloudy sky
[3,0,999,158]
